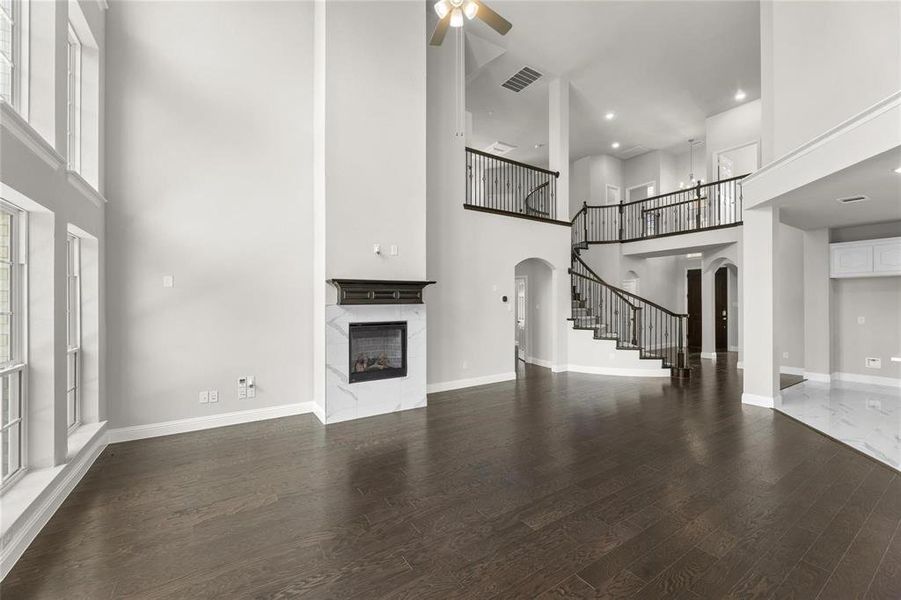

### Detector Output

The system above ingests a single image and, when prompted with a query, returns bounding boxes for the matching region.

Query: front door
[715,267,728,351]
[686,269,702,352]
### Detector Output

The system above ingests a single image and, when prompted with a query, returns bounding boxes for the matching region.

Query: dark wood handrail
[523,181,550,216]
[570,253,638,310]
[611,173,749,209]
[465,147,560,177]
[571,252,688,318]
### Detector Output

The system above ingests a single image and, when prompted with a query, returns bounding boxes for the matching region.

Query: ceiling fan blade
[430,13,451,46]
[474,0,512,36]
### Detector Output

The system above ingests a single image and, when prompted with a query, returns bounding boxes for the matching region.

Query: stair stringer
[564,328,671,377]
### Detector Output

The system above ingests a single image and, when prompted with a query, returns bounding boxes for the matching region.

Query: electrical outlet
[163,275,175,288]
[209,390,219,403]
[865,357,882,369]
[373,243,381,255]
[199,391,209,404]
[782,352,789,359]
[390,244,398,256]
[857,316,866,325]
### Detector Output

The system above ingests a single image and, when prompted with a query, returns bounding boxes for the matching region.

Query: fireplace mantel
[328,279,436,305]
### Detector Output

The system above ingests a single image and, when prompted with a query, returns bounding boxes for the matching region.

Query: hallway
[4,360,899,599]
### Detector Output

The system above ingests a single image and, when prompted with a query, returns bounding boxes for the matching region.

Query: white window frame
[66,23,82,173]
[0,201,27,491]
[0,0,30,116]
[66,234,81,432]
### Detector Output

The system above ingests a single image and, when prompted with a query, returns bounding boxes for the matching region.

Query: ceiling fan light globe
[450,8,464,27]
[434,0,450,19]
[463,0,478,20]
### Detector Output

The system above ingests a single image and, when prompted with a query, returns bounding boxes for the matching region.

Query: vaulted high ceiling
[464,1,761,165]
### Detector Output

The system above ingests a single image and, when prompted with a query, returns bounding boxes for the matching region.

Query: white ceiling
[777,147,901,231]
[464,1,761,165]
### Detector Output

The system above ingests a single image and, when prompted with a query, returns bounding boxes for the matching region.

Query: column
[742,205,780,407]
[549,78,570,221]
[701,264,716,359]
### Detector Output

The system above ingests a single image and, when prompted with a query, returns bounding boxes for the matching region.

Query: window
[66,234,81,430]
[66,23,82,172]
[0,203,25,488]
[0,0,27,112]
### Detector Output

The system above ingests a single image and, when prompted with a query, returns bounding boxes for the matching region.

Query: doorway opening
[714,263,739,353]
[514,258,555,373]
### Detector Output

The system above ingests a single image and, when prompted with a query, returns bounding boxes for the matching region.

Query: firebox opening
[348,321,408,383]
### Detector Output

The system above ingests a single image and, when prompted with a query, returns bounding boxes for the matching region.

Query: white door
[515,277,527,360]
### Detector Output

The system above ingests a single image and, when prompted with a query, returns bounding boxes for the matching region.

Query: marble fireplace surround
[325,304,427,424]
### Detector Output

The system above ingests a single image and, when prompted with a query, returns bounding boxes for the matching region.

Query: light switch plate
[857,316,866,325]
[163,275,175,288]
[390,245,398,256]
[782,352,789,359]
[209,390,219,403]
[865,357,881,369]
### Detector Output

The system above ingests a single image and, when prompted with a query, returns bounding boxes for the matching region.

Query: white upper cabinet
[831,237,901,278]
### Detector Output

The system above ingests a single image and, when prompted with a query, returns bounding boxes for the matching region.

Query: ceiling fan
[430,0,512,46]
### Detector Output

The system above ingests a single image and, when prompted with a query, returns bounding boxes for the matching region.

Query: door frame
[514,275,528,361]
[715,266,728,352]
[685,268,703,352]
[625,180,657,203]
[605,184,621,206]
[712,140,759,180]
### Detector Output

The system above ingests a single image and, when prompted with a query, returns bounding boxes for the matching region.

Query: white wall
[321,1,426,281]
[623,151,661,198]
[761,1,901,161]
[105,1,314,427]
[705,100,761,180]
[778,223,805,369]
[832,277,901,380]
[427,32,570,389]
[570,154,623,217]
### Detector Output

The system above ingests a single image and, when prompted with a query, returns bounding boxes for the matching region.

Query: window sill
[66,170,107,207]
[0,421,106,576]
[0,101,64,170]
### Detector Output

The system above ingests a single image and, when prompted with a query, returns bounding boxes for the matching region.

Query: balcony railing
[465,147,562,223]
[573,175,747,245]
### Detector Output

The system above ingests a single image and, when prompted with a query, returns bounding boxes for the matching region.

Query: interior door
[686,269,702,352]
[715,267,728,351]
[515,277,527,361]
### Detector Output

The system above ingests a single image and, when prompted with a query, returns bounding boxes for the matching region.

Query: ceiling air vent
[483,141,517,156]
[618,145,650,159]
[836,195,869,204]
[501,67,543,92]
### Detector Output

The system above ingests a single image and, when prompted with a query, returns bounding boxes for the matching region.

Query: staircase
[569,243,690,378]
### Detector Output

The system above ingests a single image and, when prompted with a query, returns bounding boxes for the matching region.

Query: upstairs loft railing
[572,174,747,245]
[570,253,688,372]
[465,147,561,223]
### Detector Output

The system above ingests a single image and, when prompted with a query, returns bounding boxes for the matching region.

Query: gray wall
[515,259,555,364]
[105,1,314,426]
[833,277,901,379]
[778,223,805,369]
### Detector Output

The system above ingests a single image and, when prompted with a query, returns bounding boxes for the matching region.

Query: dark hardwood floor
[4,355,899,599]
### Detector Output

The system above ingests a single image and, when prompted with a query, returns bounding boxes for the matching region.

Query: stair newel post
[677,316,686,369]
[632,306,641,348]
[618,201,624,241]
[582,202,588,246]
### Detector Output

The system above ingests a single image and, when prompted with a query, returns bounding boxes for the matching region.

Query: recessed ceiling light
[533,143,545,149]
[611,142,620,149]
[605,112,615,120]
[894,166,901,174]
[734,89,746,101]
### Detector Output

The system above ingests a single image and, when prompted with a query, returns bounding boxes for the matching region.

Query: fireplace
[348,321,407,383]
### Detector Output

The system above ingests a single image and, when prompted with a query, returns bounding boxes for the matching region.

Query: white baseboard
[700,352,717,360]
[803,372,831,383]
[780,366,805,376]
[1,424,107,580]
[309,401,326,424]
[563,364,671,378]
[427,372,516,394]
[742,392,778,408]
[832,372,901,388]
[525,356,554,369]
[107,403,317,443]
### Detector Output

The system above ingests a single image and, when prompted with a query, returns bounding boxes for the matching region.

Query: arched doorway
[513,258,555,373]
